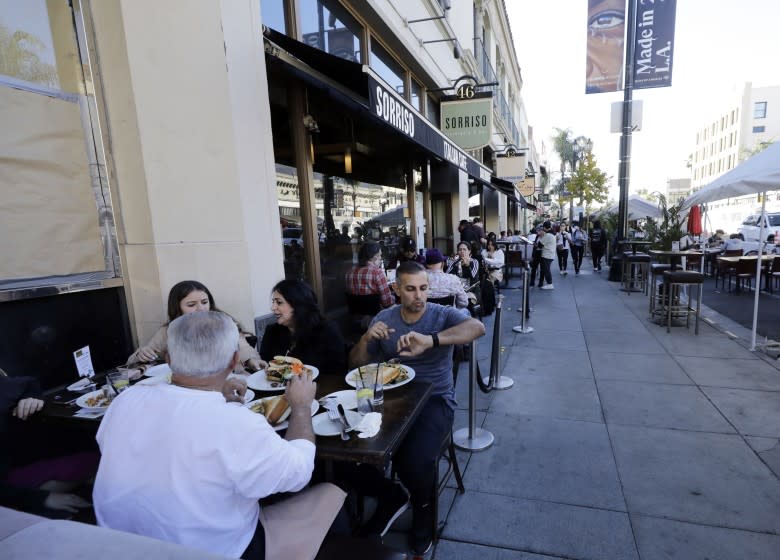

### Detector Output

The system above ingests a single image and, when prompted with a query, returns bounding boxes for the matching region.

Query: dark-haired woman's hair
[456,241,471,252]
[271,279,324,348]
[486,238,498,252]
[167,280,221,322]
[358,243,381,266]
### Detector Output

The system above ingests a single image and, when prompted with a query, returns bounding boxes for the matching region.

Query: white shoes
[540,284,554,290]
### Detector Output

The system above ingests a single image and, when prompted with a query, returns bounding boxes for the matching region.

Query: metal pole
[750,193,767,351]
[617,0,638,242]
[453,339,494,451]
[487,295,513,389]
[513,241,534,334]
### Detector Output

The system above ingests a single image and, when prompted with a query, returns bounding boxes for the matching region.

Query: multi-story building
[666,178,691,204]
[0,0,537,381]
[690,82,780,232]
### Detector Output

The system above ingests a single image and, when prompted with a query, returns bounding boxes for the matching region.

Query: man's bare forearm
[349,334,373,369]
[438,318,485,346]
[285,406,315,443]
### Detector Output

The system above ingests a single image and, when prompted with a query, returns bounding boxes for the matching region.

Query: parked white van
[737,212,780,242]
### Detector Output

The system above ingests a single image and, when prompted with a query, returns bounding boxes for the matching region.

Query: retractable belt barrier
[453,336,494,452]
[475,294,513,392]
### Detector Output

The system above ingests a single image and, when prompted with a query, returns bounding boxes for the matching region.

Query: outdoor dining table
[648,249,702,271]
[716,255,775,291]
[40,370,433,479]
[617,239,653,254]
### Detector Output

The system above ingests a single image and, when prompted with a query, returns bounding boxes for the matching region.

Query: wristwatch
[431,332,440,348]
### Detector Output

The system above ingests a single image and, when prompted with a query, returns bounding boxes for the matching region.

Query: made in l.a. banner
[633,0,677,90]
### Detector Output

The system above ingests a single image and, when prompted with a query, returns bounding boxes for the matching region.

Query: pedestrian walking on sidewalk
[590,220,607,272]
[555,224,571,275]
[528,226,542,287]
[538,221,556,290]
[570,222,586,274]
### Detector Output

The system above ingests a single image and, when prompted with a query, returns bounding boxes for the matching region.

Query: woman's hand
[135,346,159,362]
[13,398,44,420]
[244,358,265,373]
[44,492,91,513]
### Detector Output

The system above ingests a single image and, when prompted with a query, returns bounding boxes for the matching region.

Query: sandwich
[379,364,403,385]
[248,395,290,425]
[266,355,305,383]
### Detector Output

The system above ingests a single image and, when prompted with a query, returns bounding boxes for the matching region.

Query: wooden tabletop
[717,255,775,264]
[40,371,434,469]
[648,249,702,257]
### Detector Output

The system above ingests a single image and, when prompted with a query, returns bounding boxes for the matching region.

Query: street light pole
[617,0,637,241]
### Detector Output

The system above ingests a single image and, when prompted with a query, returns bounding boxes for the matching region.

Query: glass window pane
[370,39,404,96]
[299,0,362,62]
[426,95,440,127]
[0,0,83,93]
[411,80,423,111]
[260,0,286,32]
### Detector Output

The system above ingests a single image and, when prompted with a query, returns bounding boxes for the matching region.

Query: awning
[490,176,536,210]
[263,27,492,186]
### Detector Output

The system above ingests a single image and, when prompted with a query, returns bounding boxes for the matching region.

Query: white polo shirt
[93,383,314,558]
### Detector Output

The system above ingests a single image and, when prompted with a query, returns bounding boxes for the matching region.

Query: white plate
[243,397,318,431]
[75,389,112,411]
[67,378,95,392]
[144,364,172,378]
[319,389,357,411]
[312,410,363,437]
[345,364,415,390]
[246,365,320,391]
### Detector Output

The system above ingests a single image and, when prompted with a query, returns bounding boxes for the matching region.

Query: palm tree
[0,25,58,87]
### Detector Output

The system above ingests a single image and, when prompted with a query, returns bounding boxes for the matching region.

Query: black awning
[263,28,493,184]
[490,176,536,210]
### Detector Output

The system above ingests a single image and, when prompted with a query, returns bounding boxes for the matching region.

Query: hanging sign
[632,0,677,90]
[440,94,493,150]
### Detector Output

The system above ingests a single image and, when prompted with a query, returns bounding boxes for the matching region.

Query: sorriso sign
[440,96,493,150]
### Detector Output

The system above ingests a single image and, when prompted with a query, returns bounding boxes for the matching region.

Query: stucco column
[89,0,282,344]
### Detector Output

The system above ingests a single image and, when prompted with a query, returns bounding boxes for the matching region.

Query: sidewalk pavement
[422,265,780,559]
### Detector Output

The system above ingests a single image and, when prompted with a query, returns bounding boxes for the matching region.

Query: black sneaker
[359,483,409,538]
[411,502,434,556]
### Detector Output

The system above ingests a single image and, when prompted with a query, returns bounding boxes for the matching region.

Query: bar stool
[649,263,672,317]
[622,252,651,295]
[661,270,704,334]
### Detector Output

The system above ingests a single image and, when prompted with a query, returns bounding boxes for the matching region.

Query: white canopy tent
[599,195,662,220]
[680,142,780,350]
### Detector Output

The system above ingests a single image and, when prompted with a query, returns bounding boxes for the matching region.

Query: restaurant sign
[496,155,535,197]
[440,94,493,150]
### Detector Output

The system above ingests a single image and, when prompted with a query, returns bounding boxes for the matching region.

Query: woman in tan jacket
[126,280,262,372]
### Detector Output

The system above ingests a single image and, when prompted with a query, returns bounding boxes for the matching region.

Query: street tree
[0,25,58,87]
[568,152,610,215]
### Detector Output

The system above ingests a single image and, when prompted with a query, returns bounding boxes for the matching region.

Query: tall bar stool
[649,263,672,317]
[661,270,705,334]
[622,252,651,295]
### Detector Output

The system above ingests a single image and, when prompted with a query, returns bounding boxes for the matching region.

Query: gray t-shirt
[367,303,470,410]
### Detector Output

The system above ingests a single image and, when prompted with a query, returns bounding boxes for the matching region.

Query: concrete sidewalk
[429,266,780,559]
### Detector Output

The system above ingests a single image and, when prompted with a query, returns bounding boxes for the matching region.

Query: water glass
[355,372,374,415]
[107,370,130,393]
[371,364,384,408]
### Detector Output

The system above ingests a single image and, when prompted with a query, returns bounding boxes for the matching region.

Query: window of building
[260,0,286,32]
[426,94,440,127]
[411,79,423,112]
[754,101,767,119]
[299,0,363,62]
[753,125,766,133]
[370,39,405,95]
[731,109,735,125]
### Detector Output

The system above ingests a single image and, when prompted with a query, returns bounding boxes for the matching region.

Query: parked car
[737,212,780,242]
[281,227,303,246]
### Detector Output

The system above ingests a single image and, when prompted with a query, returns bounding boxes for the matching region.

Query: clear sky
[506,0,780,202]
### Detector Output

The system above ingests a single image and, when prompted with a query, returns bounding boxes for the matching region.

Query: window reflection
[411,80,423,112]
[0,0,82,93]
[259,0,286,32]
[299,0,362,62]
[426,95,440,127]
[370,39,404,96]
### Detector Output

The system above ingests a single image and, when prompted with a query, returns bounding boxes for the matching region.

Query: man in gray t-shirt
[350,261,484,554]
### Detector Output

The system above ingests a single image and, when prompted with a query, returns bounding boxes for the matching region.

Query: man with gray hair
[93,311,345,559]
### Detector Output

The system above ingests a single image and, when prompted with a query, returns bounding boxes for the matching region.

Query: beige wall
[90,0,283,345]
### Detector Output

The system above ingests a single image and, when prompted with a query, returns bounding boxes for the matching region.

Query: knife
[336,403,351,440]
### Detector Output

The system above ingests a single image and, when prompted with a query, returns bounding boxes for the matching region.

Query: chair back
[506,250,524,267]
[724,249,743,257]
[772,256,780,273]
[736,258,757,275]
[345,293,382,316]
[428,295,456,306]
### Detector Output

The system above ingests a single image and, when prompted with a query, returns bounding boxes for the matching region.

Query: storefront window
[259,0,286,32]
[299,0,362,62]
[426,94,440,127]
[370,39,405,96]
[275,163,307,282]
[411,79,423,112]
[0,0,83,93]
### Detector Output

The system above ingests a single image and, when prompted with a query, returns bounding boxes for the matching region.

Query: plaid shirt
[345,264,394,308]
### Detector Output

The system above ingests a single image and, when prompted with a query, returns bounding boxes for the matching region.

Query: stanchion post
[513,260,534,334]
[488,294,513,390]
[453,339,494,452]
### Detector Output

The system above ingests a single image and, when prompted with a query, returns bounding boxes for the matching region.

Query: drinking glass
[371,363,384,408]
[355,371,374,415]
[107,370,130,393]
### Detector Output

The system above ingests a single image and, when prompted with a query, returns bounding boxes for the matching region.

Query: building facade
[690,82,780,233]
[0,0,535,382]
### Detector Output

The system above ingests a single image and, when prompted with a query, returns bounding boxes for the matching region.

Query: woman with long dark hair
[126,280,261,371]
[260,279,346,376]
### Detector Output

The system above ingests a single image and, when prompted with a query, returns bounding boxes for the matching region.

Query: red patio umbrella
[687,204,702,236]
